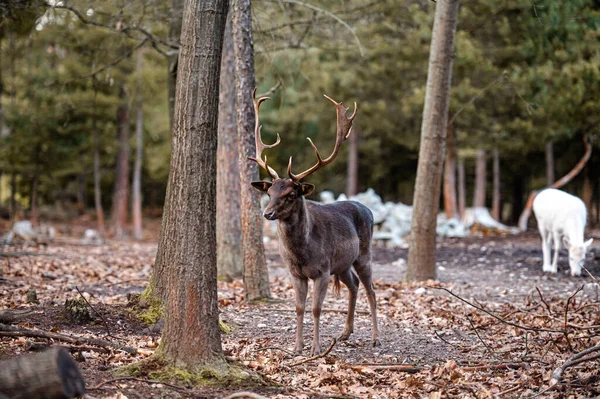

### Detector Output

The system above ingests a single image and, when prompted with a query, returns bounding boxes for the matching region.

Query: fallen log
[0,347,86,399]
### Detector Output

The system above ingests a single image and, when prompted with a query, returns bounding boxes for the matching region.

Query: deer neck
[277,198,311,247]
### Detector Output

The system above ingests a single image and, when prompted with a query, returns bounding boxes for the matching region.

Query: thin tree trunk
[406,0,460,282]
[132,48,144,240]
[77,155,86,216]
[167,0,184,128]
[30,163,40,228]
[545,141,554,186]
[582,169,592,223]
[93,115,105,237]
[232,0,271,300]
[217,15,243,278]
[111,86,130,239]
[457,157,466,219]
[152,0,228,370]
[443,119,458,219]
[10,171,17,221]
[492,147,501,221]
[473,149,486,208]
[346,122,359,196]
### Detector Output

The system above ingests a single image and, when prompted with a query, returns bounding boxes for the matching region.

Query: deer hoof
[338,330,352,341]
[310,346,321,356]
[372,338,381,347]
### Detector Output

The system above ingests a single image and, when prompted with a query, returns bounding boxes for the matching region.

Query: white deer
[532,188,593,276]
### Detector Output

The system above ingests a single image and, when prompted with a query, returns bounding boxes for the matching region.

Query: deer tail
[333,274,341,298]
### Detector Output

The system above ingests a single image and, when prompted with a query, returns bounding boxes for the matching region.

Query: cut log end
[0,347,86,399]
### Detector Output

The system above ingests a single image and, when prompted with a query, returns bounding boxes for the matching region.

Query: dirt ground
[1,220,600,398]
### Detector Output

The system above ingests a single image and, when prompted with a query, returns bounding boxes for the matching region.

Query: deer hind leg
[539,225,552,272]
[291,275,309,354]
[310,273,331,356]
[337,268,359,341]
[354,257,381,347]
[551,232,561,274]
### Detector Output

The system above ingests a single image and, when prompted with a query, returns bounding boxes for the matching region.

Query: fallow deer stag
[249,89,380,355]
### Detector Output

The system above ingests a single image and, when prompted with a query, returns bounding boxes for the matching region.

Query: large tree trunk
[0,347,86,399]
[132,48,144,241]
[111,86,130,239]
[93,115,105,237]
[473,149,486,208]
[167,0,184,128]
[232,0,271,301]
[406,0,460,282]
[443,120,458,219]
[457,157,466,219]
[217,15,243,278]
[346,122,359,196]
[545,141,554,186]
[492,147,501,221]
[152,0,228,370]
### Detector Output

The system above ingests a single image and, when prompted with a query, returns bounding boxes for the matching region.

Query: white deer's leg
[337,269,358,341]
[539,227,552,272]
[310,273,331,356]
[291,275,308,354]
[551,233,561,274]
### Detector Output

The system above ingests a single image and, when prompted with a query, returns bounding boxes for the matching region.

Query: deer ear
[584,238,594,247]
[300,183,315,197]
[251,181,272,192]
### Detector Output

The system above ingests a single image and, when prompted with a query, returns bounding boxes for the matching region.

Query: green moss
[130,284,163,325]
[219,319,231,334]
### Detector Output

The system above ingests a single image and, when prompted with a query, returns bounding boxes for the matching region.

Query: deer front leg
[311,273,331,356]
[291,275,308,354]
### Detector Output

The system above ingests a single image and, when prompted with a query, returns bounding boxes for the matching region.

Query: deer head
[249,89,357,220]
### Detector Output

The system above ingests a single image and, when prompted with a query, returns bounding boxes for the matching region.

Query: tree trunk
[492,147,501,221]
[132,48,144,241]
[582,169,592,223]
[152,0,228,370]
[217,15,243,278]
[93,115,105,237]
[232,0,271,300]
[77,162,86,216]
[473,149,486,208]
[346,122,359,196]
[457,157,466,219]
[545,141,554,186]
[30,163,40,228]
[167,0,184,128]
[111,86,130,239]
[443,120,458,219]
[10,171,16,221]
[406,0,460,282]
[0,347,86,399]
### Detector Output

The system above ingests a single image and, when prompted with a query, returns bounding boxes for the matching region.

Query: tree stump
[63,298,91,324]
[0,347,86,399]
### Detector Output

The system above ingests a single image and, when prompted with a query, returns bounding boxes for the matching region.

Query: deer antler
[287,95,357,182]
[248,88,281,180]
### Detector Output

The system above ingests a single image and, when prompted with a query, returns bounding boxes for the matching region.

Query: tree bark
[152,0,228,370]
[0,347,86,399]
[346,122,359,196]
[217,15,243,278]
[93,115,105,237]
[232,0,271,300]
[473,149,486,208]
[457,157,466,219]
[406,0,460,282]
[443,120,458,219]
[132,48,144,241]
[167,0,184,128]
[545,141,554,186]
[111,86,130,239]
[492,147,501,221]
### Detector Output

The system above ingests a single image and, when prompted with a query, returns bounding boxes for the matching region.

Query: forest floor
[1,218,600,398]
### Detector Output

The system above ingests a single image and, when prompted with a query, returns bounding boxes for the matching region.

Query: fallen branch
[288,338,337,367]
[0,309,35,324]
[24,341,110,354]
[0,323,138,355]
[349,363,421,373]
[90,376,187,391]
[224,392,269,399]
[461,362,524,372]
[550,341,600,385]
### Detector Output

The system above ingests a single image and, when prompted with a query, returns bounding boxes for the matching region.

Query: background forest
[1,0,599,231]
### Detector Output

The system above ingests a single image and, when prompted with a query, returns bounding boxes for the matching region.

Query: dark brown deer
[249,90,380,355]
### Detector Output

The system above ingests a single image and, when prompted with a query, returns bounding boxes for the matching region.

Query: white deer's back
[533,188,587,235]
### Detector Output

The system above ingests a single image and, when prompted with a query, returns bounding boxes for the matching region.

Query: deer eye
[288,192,297,199]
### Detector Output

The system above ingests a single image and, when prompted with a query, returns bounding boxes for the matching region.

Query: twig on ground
[563,285,584,352]
[433,330,462,348]
[550,341,600,385]
[349,363,421,373]
[254,346,296,356]
[431,287,564,333]
[75,286,113,339]
[91,376,187,391]
[224,392,269,399]
[535,286,552,314]
[581,264,599,284]
[496,384,521,397]
[465,313,493,353]
[0,323,138,354]
[0,309,35,324]
[288,338,337,367]
[461,362,523,372]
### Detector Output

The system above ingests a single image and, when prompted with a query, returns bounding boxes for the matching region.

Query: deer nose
[263,211,277,220]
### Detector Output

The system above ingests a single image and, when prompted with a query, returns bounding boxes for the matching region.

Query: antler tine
[248,88,280,180]
[288,95,358,182]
